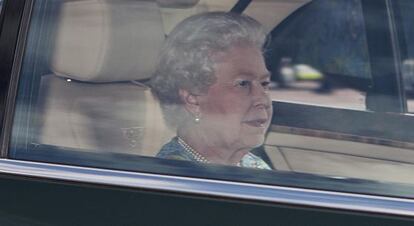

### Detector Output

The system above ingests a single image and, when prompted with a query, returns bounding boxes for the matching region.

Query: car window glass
[8,0,414,199]
[246,0,370,111]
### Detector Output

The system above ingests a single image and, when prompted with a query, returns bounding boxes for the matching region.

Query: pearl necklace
[177,137,210,163]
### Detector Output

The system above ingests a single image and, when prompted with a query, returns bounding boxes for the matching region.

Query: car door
[0,0,413,225]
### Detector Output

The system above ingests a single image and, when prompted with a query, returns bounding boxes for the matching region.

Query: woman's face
[197,45,273,151]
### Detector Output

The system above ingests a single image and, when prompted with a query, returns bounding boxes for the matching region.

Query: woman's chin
[241,134,265,149]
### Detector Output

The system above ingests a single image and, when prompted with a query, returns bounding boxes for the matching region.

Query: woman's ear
[178,89,200,115]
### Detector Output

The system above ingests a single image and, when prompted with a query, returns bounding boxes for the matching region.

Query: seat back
[36,0,174,156]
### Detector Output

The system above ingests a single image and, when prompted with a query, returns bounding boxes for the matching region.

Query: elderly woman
[151,12,273,169]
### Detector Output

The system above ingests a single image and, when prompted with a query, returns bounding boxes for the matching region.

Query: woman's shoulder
[156,137,193,161]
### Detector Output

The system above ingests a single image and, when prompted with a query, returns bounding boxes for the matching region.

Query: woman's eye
[236,80,251,88]
[261,81,271,89]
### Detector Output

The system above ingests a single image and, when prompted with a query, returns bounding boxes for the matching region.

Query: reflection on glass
[397,0,414,112]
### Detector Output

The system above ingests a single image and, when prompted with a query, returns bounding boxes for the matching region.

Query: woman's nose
[251,82,271,107]
[251,81,268,97]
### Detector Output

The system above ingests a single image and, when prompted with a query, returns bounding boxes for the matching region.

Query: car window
[8,0,414,199]
[246,0,370,110]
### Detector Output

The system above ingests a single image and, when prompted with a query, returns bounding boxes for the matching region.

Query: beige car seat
[36,0,181,156]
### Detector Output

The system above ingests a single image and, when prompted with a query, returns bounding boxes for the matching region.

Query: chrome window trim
[0,159,413,217]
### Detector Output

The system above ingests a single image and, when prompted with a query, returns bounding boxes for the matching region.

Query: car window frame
[0,0,30,157]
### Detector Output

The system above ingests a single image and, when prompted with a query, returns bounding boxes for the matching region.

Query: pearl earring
[194,113,201,123]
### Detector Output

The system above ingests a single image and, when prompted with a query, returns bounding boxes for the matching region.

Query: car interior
[10,0,414,185]
[33,0,311,156]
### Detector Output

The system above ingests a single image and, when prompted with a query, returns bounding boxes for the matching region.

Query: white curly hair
[150,11,269,128]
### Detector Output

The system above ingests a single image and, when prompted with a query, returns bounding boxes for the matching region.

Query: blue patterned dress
[157,137,271,170]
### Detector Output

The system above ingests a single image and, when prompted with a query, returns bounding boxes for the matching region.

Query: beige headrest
[51,0,164,82]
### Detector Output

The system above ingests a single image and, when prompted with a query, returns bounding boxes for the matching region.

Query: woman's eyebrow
[237,72,271,79]
[259,72,271,80]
